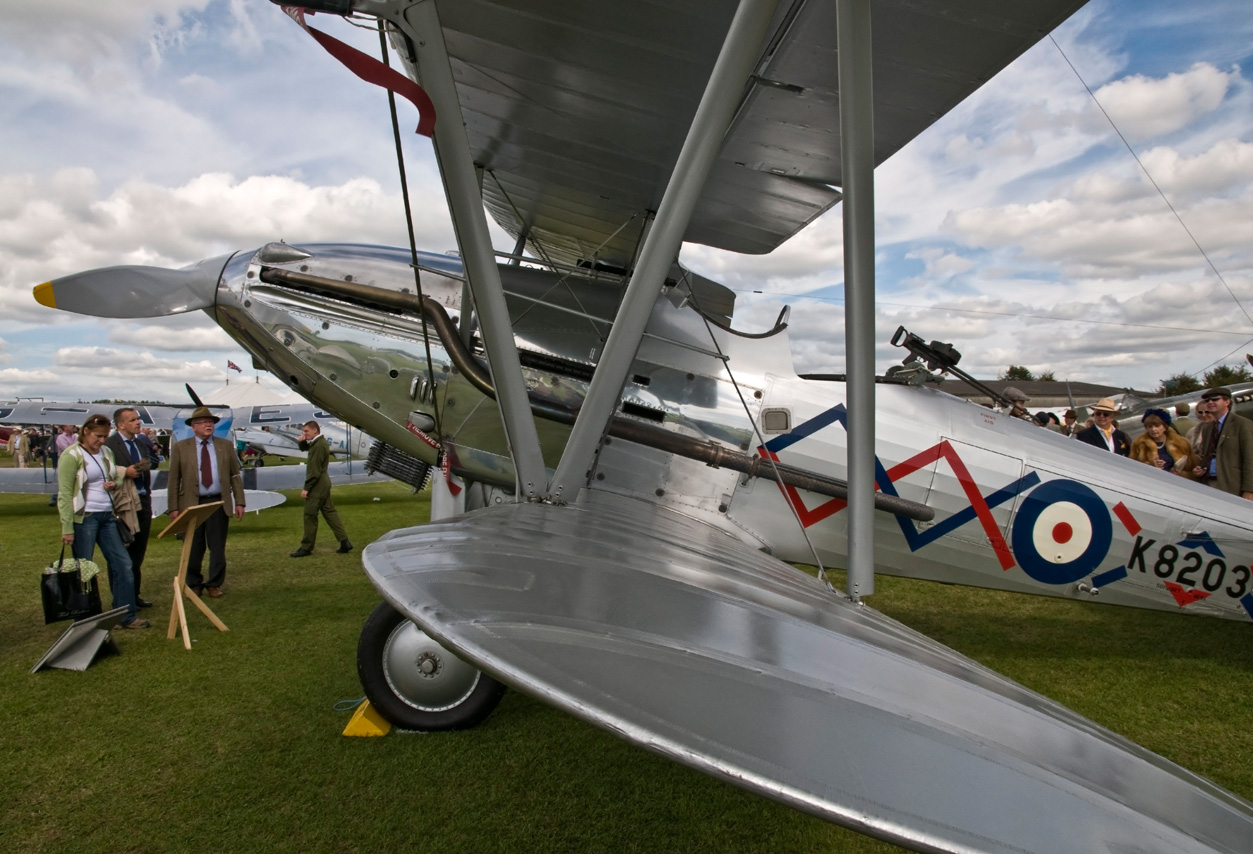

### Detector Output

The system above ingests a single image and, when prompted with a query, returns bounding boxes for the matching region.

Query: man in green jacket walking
[290,421,352,557]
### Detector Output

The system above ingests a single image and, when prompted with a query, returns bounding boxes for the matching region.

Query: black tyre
[357,601,505,731]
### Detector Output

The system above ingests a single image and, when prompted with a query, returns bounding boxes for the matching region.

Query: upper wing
[363,489,1253,853]
[414,0,1088,268]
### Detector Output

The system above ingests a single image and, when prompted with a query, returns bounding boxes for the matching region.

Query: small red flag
[282,7,436,137]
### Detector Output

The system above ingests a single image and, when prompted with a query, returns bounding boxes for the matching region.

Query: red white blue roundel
[1011,480,1113,585]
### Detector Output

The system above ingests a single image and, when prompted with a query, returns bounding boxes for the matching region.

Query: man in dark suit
[168,406,246,598]
[1190,387,1253,499]
[106,407,159,608]
[1074,397,1130,456]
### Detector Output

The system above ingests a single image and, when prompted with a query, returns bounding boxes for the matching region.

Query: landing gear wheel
[357,601,505,731]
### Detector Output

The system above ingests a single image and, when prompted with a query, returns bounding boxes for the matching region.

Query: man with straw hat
[167,406,246,598]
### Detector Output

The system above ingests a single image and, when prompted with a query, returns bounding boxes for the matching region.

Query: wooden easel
[157,501,229,650]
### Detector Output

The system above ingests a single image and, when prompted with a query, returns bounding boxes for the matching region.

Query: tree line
[997,364,1253,395]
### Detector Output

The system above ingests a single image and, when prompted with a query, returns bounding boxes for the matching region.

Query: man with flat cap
[1191,387,1253,500]
[1001,387,1032,421]
[1074,397,1130,456]
[168,406,246,597]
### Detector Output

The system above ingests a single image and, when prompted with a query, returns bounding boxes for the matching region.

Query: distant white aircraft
[0,398,432,491]
[235,418,376,463]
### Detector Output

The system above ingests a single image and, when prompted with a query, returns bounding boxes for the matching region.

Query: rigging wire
[485,167,639,337]
[1049,33,1253,329]
[681,269,839,595]
[1190,336,1253,379]
[379,22,443,440]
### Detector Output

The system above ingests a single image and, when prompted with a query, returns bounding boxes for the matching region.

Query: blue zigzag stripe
[762,403,1039,553]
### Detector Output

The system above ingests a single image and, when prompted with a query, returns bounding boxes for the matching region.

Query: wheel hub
[382,620,480,712]
[416,651,440,677]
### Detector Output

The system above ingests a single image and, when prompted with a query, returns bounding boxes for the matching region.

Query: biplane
[32,1,1253,851]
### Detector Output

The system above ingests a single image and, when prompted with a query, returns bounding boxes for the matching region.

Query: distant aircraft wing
[0,463,386,497]
[0,400,187,430]
[0,467,60,494]
[364,490,1253,853]
[411,0,1088,269]
[247,460,393,490]
[150,489,286,517]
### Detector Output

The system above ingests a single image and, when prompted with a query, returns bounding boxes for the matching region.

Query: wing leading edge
[362,490,1253,853]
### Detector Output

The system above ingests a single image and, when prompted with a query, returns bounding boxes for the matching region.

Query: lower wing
[363,489,1253,853]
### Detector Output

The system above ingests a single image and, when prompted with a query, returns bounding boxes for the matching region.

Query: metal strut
[397,0,547,501]
[838,0,876,602]
[546,0,784,505]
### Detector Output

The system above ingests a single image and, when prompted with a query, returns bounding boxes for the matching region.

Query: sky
[1,0,1251,404]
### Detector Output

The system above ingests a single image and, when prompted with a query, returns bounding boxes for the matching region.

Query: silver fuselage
[214,243,1253,622]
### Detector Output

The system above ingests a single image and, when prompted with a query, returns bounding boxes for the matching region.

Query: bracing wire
[681,271,840,595]
[380,22,443,440]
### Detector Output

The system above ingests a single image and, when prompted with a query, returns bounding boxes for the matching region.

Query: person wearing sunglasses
[1074,397,1130,456]
[1190,387,1253,499]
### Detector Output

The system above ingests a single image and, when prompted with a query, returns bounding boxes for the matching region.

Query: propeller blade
[185,384,205,407]
[32,255,234,318]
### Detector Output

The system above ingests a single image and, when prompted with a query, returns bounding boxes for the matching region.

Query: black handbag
[41,545,104,625]
[114,512,136,546]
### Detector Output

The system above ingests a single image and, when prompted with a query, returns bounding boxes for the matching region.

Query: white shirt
[83,450,112,512]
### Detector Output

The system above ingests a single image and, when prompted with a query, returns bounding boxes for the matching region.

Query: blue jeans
[74,511,137,624]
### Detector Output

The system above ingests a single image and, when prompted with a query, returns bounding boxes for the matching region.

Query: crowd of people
[8,407,355,630]
[1002,385,1253,500]
[5,423,165,468]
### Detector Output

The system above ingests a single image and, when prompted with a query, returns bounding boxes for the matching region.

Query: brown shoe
[122,618,151,629]
[207,587,223,598]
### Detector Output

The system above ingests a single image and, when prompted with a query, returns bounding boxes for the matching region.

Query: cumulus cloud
[1094,63,1233,141]
[939,130,1253,286]
[0,167,455,324]
[55,345,218,375]
[1138,139,1253,198]
[108,323,235,352]
[2,1,212,64]
[0,367,63,388]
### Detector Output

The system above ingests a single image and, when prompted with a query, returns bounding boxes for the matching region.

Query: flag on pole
[228,360,243,373]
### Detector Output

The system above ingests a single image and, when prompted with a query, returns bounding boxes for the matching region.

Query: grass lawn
[1,482,1250,853]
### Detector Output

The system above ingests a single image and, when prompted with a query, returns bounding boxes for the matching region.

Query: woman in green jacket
[57,413,146,628]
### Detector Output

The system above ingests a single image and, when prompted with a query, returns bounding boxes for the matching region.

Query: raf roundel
[1010,480,1113,585]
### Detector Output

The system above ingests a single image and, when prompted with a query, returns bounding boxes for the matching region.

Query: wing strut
[545,0,783,504]
[392,0,547,501]
[837,0,876,600]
